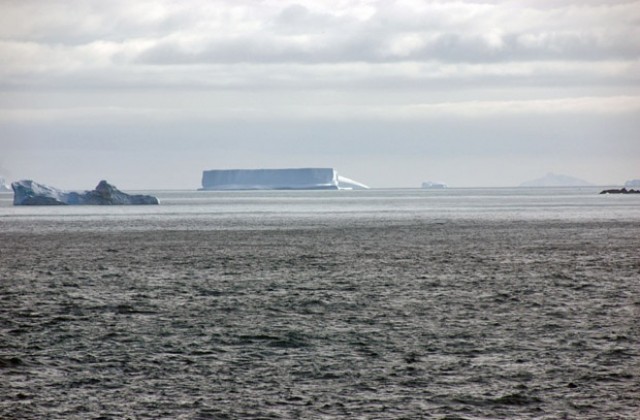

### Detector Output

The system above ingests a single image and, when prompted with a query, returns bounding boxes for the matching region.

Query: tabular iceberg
[201,168,368,190]
[12,180,159,205]
[421,181,447,189]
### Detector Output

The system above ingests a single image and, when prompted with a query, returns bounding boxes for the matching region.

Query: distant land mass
[624,179,640,188]
[519,173,593,187]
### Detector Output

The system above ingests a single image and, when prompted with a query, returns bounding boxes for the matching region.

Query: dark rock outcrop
[12,180,159,205]
[599,188,640,195]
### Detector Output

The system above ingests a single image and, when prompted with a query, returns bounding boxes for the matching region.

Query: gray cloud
[1,1,639,89]
[1,0,639,188]
[0,0,637,98]
[131,2,640,65]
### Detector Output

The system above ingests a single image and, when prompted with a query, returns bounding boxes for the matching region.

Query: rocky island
[599,188,640,195]
[12,180,159,205]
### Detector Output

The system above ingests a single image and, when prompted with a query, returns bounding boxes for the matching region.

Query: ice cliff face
[336,175,369,190]
[201,168,368,190]
[12,180,159,205]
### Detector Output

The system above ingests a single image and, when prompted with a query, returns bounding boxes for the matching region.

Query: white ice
[201,168,368,190]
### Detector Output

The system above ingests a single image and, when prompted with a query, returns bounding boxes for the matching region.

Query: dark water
[1,190,639,418]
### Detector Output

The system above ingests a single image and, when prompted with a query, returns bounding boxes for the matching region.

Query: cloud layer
[2,0,639,90]
[1,0,639,187]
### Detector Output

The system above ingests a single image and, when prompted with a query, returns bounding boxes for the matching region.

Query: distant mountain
[520,173,593,187]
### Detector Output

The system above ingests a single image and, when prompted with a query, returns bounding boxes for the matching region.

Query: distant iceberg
[201,168,369,190]
[519,173,592,187]
[12,180,159,205]
[0,177,10,192]
[421,181,447,189]
[624,179,640,188]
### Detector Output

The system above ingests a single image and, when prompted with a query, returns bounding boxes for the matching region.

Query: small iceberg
[12,180,159,205]
[421,181,447,189]
[624,179,640,188]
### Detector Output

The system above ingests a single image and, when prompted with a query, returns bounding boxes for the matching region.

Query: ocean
[1,188,639,419]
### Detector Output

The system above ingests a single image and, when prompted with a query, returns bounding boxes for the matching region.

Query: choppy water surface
[1,189,639,419]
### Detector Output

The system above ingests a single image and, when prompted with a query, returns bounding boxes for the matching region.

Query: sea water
[1,188,639,419]
[1,187,638,232]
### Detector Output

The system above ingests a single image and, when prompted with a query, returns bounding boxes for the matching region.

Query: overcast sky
[1,0,639,189]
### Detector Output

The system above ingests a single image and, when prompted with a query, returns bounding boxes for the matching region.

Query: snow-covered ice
[421,181,448,189]
[0,177,10,192]
[624,179,640,188]
[12,180,159,205]
[201,168,368,190]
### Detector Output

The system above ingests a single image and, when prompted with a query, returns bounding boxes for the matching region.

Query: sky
[1,0,639,189]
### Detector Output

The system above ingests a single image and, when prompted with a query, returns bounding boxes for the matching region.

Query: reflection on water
[1,188,638,233]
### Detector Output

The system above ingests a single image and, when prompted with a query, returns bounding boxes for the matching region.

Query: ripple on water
[1,221,639,418]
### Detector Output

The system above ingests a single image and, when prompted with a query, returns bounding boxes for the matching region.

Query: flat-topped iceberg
[12,180,159,205]
[201,168,369,190]
[421,181,447,189]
